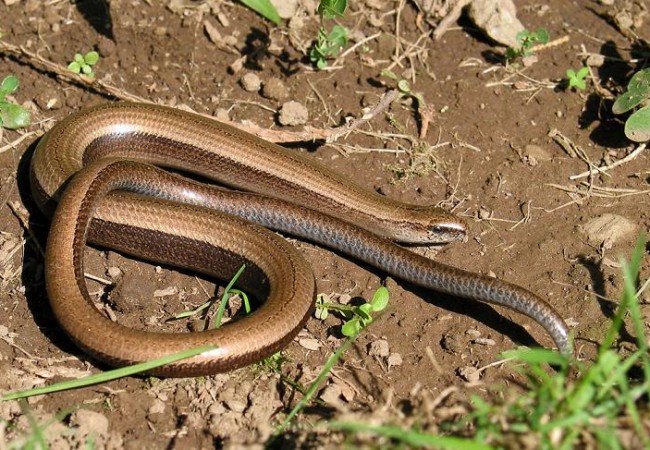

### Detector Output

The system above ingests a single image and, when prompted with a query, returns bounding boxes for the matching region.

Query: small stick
[325,90,399,143]
[529,35,570,53]
[569,143,647,180]
[432,0,470,41]
[0,131,40,155]
[0,40,398,145]
[330,32,382,68]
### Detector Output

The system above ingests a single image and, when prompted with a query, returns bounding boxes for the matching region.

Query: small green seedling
[316,286,389,337]
[67,51,100,78]
[275,286,390,435]
[505,28,550,62]
[381,69,425,106]
[566,66,589,90]
[0,74,31,129]
[612,68,650,142]
[340,287,389,336]
[239,0,280,25]
[309,0,348,69]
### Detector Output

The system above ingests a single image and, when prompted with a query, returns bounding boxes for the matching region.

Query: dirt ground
[0,0,648,448]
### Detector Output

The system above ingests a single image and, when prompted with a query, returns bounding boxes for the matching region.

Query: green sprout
[315,286,389,337]
[505,28,550,62]
[381,69,425,106]
[67,51,100,78]
[309,0,349,70]
[275,286,390,435]
[566,66,589,90]
[0,74,31,129]
[326,238,649,449]
[612,68,650,142]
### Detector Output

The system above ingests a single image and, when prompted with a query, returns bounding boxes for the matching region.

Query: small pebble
[107,266,122,278]
[240,73,262,92]
[387,353,402,368]
[521,55,538,67]
[153,286,178,297]
[278,101,308,126]
[270,0,299,19]
[586,54,605,67]
[579,214,638,249]
[522,144,551,162]
[368,339,389,358]
[204,20,222,45]
[465,328,481,338]
[457,366,481,383]
[298,337,321,351]
[214,108,231,122]
[208,403,226,416]
[440,334,464,354]
[147,399,166,415]
[472,337,496,346]
[69,409,109,437]
[34,90,62,110]
[97,38,115,57]
[224,398,247,413]
[261,78,289,101]
[320,384,344,406]
[338,293,352,305]
[478,208,491,220]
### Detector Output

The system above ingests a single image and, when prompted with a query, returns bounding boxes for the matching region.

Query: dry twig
[569,143,647,180]
[0,40,398,145]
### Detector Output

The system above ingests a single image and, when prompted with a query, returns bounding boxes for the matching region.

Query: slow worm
[30,102,570,376]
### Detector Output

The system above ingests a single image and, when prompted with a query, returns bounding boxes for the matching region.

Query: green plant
[0,406,76,450]
[461,238,649,449]
[309,0,348,69]
[612,68,650,142]
[380,69,425,106]
[2,266,251,400]
[505,28,550,62]
[325,238,649,449]
[0,75,30,129]
[2,345,215,400]
[566,66,589,90]
[274,287,390,435]
[239,0,280,25]
[67,51,100,78]
[315,286,389,336]
[172,264,250,328]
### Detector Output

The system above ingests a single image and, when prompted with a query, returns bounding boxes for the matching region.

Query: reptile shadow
[402,275,541,348]
[576,254,639,346]
[19,140,541,369]
[17,143,285,371]
[576,255,609,306]
[17,139,81,357]
[310,242,545,350]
